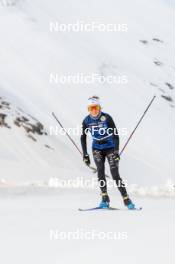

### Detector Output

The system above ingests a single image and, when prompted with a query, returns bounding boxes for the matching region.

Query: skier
[81,96,135,209]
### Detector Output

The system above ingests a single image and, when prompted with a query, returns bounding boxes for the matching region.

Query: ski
[78,207,118,211]
[79,206,142,211]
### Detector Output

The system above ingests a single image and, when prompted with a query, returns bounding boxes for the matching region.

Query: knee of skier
[109,158,118,170]
[110,151,119,166]
[93,150,103,163]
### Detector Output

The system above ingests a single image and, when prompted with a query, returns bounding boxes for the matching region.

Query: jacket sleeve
[81,119,88,156]
[106,114,120,151]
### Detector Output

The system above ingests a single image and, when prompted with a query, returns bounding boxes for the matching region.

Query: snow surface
[0,190,174,264]
[0,0,175,263]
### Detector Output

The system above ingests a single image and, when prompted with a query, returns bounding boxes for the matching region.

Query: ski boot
[123,196,135,210]
[99,192,110,208]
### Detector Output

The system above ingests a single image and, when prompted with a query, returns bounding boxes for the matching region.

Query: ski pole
[52,112,98,174]
[52,112,82,155]
[120,95,156,156]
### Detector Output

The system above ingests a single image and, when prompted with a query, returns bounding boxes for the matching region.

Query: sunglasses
[88,105,101,112]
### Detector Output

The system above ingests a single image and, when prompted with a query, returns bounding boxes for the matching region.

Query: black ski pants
[93,148,128,197]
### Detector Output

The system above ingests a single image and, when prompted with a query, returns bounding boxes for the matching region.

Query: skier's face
[88,105,101,117]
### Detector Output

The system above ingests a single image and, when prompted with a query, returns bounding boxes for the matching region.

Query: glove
[83,154,90,166]
[114,150,120,162]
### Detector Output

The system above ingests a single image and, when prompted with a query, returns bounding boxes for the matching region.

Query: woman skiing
[81,96,135,209]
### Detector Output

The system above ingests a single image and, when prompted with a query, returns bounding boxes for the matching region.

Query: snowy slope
[0,0,175,187]
[0,1,175,264]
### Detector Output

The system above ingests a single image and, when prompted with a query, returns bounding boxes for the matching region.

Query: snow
[0,0,175,263]
[0,0,175,185]
[0,190,174,264]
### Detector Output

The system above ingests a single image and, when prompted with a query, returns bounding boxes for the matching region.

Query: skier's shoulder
[101,112,113,121]
[83,115,91,126]
[101,112,117,128]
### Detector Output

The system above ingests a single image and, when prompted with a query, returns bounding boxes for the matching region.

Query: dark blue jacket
[81,112,119,154]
